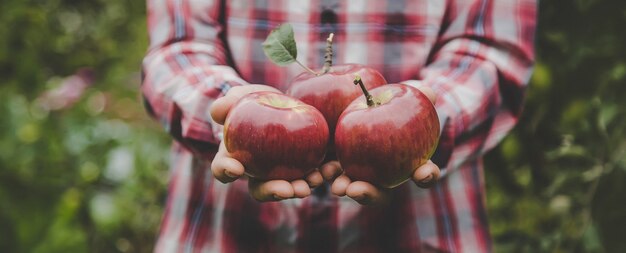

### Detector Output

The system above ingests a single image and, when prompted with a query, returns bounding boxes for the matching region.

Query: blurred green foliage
[485,1,626,252]
[0,1,169,252]
[0,0,624,252]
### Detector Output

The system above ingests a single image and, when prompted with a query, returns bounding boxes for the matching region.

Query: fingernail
[224,170,237,178]
[273,194,285,200]
[419,174,434,185]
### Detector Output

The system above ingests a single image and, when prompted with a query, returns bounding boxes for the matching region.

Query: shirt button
[320,9,337,24]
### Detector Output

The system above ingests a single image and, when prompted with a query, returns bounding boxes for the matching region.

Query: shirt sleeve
[403,0,536,175]
[142,0,247,158]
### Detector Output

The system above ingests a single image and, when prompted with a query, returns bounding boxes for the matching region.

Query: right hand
[209,85,324,202]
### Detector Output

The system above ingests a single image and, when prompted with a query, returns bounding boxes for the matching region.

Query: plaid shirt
[142,0,536,252]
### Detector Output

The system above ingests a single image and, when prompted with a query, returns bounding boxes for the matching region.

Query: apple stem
[353,75,378,107]
[322,33,334,74]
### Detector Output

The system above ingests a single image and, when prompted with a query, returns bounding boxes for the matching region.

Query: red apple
[224,91,329,181]
[286,64,387,158]
[334,81,440,188]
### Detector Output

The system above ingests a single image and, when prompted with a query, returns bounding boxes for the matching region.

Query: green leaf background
[1,1,625,252]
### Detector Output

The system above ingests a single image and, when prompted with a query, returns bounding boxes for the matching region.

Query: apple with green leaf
[334,76,440,188]
[262,24,387,158]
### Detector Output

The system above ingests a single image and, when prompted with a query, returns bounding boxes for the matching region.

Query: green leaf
[262,24,297,66]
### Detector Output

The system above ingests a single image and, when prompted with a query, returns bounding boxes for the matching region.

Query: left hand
[322,85,441,205]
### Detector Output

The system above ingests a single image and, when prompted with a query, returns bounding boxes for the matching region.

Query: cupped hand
[209,85,324,201]
[323,85,441,205]
[321,160,440,205]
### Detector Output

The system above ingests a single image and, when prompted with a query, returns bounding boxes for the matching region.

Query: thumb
[210,85,282,125]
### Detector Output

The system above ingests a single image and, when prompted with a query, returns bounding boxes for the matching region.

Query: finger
[346,181,387,205]
[305,170,324,188]
[210,95,241,125]
[330,174,351,196]
[210,86,249,125]
[413,160,441,188]
[248,179,295,202]
[320,161,343,181]
[210,85,282,125]
[210,142,245,183]
[292,179,312,198]
[416,86,437,105]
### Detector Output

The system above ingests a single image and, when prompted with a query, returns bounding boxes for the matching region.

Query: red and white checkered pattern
[142,0,536,252]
